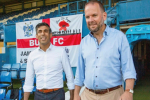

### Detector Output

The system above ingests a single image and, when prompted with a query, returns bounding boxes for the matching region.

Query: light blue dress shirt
[74,25,136,90]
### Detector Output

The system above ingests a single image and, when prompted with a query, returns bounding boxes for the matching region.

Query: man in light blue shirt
[74,1,136,100]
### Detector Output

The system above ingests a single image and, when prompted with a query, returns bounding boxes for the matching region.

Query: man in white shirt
[23,22,74,100]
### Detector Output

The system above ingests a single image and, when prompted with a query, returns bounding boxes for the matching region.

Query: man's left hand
[119,91,133,100]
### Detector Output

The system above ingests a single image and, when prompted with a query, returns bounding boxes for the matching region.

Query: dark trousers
[34,88,65,100]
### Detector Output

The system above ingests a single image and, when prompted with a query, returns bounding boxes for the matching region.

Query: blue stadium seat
[19,64,26,79]
[0,71,12,89]
[21,63,27,69]
[69,13,75,15]
[62,13,68,16]
[10,63,21,79]
[77,12,83,14]
[0,89,6,100]
[5,89,22,100]
[5,90,11,99]
[0,64,11,72]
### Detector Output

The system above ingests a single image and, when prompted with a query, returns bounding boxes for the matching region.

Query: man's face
[36,26,52,46]
[85,3,106,33]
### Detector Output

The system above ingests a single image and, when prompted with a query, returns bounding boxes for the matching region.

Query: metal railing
[58,0,114,15]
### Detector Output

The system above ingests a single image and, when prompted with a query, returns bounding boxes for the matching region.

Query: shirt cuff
[67,82,75,90]
[23,85,34,92]
[123,72,137,81]
[74,81,84,87]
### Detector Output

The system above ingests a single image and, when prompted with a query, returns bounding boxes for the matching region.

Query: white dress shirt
[23,44,74,92]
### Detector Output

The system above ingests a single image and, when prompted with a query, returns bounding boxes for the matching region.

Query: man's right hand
[74,94,81,100]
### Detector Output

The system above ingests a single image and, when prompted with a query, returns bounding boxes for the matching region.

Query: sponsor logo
[23,22,34,37]
[59,20,69,31]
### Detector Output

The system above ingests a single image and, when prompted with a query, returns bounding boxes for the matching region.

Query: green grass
[133,74,150,100]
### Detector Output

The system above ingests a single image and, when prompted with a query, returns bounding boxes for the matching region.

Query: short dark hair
[85,0,105,12]
[35,22,52,34]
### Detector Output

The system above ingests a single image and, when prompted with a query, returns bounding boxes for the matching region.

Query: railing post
[116,5,120,30]
[67,2,69,14]
[77,1,79,13]
[43,0,45,6]
[109,0,111,8]
[3,25,6,47]
[58,4,60,16]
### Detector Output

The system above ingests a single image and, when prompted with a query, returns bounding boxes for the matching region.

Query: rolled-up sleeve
[120,34,136,81]
[23,55,35,92]
[61,49,74,90]
[74,42,85,87]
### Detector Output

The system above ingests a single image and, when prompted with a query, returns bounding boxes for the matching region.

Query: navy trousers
[34,88,65,100]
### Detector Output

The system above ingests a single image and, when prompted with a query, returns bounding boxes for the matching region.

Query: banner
[16,14,83,67]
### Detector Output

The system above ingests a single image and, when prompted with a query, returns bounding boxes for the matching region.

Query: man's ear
[103,12,107,21]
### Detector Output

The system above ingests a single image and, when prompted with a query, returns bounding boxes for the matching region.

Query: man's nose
[41,31,45,35]
[89,17,94,22]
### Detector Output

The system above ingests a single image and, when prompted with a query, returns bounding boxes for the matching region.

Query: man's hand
[119,79,134,100]
[119,91,133,100]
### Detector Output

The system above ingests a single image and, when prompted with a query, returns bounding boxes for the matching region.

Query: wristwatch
[125,89,134,94]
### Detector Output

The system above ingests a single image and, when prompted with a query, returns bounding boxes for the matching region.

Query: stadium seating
[3,89,22,100]
[0,89,6,100]
[0,71,12,89]
[0,64,11,72]
[5,89,22,100]
[10,63,21,79]
[5,89,11,99]
[19,63,27,80]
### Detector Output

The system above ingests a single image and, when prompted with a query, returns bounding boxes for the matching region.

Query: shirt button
[96,85,98,87]
[97,57,98,59]
[96,66,97,68]
[97,48,99,50]
[96,76,97,77]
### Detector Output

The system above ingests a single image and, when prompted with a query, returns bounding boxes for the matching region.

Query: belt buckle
[94,89,100,94]
[42,89,47,93]
[95,89,107,94]
[94,89,96,93]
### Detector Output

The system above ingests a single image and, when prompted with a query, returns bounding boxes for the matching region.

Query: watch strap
[125,89,134,93]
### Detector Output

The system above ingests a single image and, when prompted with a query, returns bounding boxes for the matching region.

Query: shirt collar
[38,44,53,51]
[89,25,110,37]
